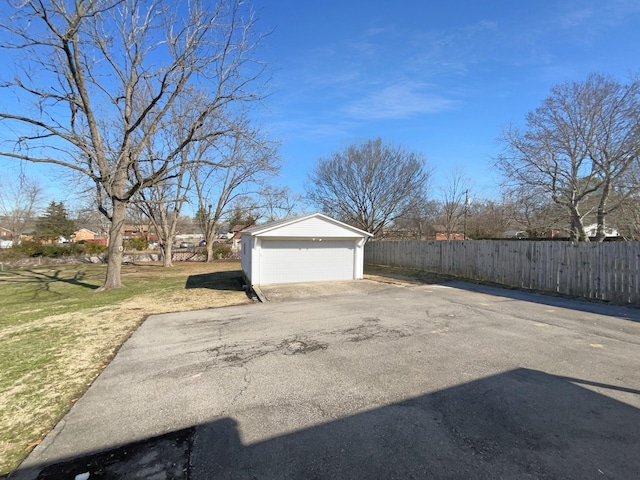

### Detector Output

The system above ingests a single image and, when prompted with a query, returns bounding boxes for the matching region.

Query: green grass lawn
[0,261,250,475]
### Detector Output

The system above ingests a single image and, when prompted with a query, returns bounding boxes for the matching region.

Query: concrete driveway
[12,279,640,479]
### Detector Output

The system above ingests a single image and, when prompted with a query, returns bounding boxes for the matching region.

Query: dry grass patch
[364,263,453,285]
[0,261,250,475]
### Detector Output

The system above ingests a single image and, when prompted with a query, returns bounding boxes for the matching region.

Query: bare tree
[74,203,111,237]
[583,74,640,241]
[259,186,305,222]
[464,199,512,239]
[501,185,566,238]
[497,73,640,242]
[193,124,279,262]
[126,204,152,242]
[132,104,199,267]
[135,172,191,267]
[220,196,259,230]
[306,138,431,237]
[0,0,268,289]
[613,195,640,240]
[0,175,43,244]
[392,196,439,239]
[437,167,471,240]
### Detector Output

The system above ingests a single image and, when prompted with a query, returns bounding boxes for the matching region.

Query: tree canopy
[306,138,431,237]
[35,201,75,242]
[497,73,640,242]
[0,175,43,244]
[0,0,270,288]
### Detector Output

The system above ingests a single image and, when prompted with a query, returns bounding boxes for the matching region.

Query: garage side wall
[240,236,254,283]
[354,238,366,280]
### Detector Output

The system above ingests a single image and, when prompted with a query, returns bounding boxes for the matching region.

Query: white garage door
[259,239,355,285]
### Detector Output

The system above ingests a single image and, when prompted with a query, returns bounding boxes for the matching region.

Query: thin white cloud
[343,40,379,59]
[555,7,594,29]
[345,82,455,120]
[268,117,360,142]
[408,20,501,76]
[554,0,640,29]
[365,26,389,37]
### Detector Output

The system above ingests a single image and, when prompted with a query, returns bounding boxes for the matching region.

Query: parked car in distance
[199,240,206,247]
[179,241,195,249]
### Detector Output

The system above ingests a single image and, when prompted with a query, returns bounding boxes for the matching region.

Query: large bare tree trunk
[162,241,174,267]
[206,242,216,262]
[594,178,611,242]
[568,207,589,242]
[99,200,127,291]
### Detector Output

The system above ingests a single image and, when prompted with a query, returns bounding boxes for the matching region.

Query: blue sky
[2,0,639,210]
[251,0,640,200]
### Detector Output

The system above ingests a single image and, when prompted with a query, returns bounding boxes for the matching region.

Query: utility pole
[463,190,470,240]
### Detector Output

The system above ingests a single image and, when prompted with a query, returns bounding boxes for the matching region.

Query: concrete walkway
[11,280,640,479]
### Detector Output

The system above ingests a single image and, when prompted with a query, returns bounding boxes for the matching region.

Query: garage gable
[243,213,370,239]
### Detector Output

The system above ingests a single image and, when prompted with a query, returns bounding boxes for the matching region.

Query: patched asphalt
[10,279,640,479]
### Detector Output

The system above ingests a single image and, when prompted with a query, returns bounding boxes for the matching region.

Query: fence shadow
[365,240,640,305]
[15,368,640,479]
[445,280,640,323]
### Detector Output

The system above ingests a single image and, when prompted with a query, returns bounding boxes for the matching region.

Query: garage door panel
[260,240,355,284]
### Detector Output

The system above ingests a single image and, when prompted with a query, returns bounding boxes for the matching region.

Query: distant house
[0,227,13,248]
[503,230,528,239]
[544,225,621,240]
[231,224,251,235]
[431,225,465,241]
[123,225,145,240]
[583,224,621,239]
[435,231,465,241]
[0,227,12,249]
[72,228,97,242]
[231,224,253,250]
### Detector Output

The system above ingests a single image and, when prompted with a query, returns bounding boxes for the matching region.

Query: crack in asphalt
[335,317,411,342]
[227,364,251,410]
[159,318,417,382]
[279,336,328,355]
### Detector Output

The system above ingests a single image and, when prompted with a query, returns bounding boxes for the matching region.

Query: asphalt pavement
[10,279,640,479]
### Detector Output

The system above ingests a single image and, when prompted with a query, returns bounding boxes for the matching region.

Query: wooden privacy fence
[364,240,640,305]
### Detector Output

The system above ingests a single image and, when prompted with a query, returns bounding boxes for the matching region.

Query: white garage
[241,213,372,286]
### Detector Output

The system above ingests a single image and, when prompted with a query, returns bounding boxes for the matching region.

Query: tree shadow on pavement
[16,368,640,480]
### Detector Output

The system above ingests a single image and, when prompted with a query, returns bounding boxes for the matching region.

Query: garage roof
[242,213,373,238]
